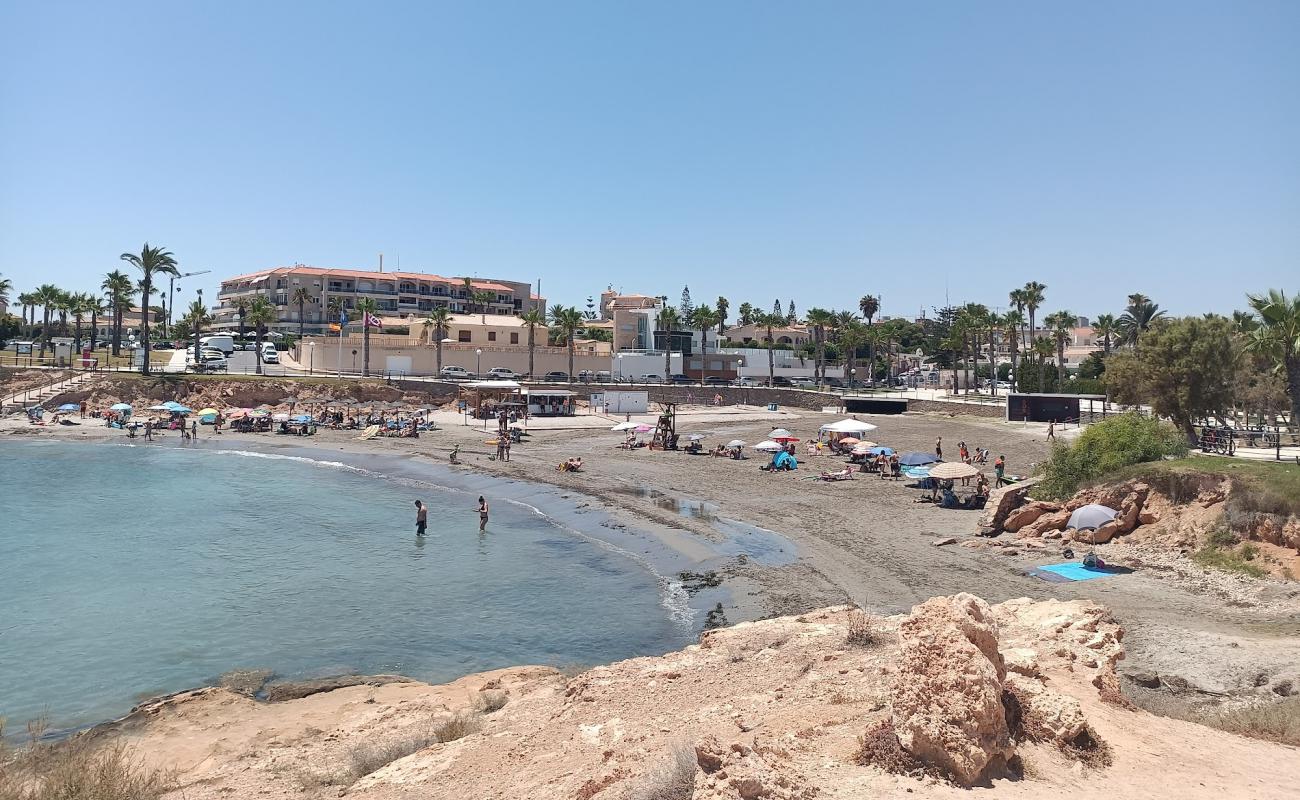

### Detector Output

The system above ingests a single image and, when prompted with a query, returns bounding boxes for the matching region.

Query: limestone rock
[1089,520,1122,544]
[978,478,1039,532]
[1005,673,1091,745]
[1019,509,1072,539]
[933,537,958,547]
[690,737,817,800]
[1003,501,1060,533]
[891,594,1012,785]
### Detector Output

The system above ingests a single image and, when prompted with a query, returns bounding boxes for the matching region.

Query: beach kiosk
[524,388,576,417]
[460,380,523,420]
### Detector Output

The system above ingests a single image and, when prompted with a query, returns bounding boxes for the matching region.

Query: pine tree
[772,299,782,316]
[787,300,796,322]
[680,286,694,319]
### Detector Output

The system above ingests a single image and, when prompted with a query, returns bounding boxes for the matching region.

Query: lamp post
[617,353,624,382]
[192,289,203,373]
[850,368,857,391]
[476,348,482,379]
[307,341,315,375]
[232,309,242,373]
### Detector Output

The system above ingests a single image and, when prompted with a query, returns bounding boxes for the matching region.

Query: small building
[590,390,648,414]
[460,380,523,419]
[524,388,576,417]
[1006,393,1107,423]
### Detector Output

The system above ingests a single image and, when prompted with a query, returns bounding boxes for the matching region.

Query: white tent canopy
[466,380,522,389]
[820,419,879,434]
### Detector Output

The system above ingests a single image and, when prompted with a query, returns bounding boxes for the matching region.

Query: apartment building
[213,266,544,335]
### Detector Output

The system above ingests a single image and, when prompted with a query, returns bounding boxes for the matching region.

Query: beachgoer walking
[477,496,489,530]
[191,420,198,439]
[449,444,460,464]
[496,438,506,460]
[1047,421,1056,441]
[935,436,942,459]
[503,437,511,462]
[144,419,153,440]
[994,455,1007,486]
[414,500,427,535]
[79,401,86,418]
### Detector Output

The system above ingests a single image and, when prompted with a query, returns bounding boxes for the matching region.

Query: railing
[1197,425,1300,462]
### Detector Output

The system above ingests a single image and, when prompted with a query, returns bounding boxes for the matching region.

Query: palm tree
[182,299,211,367]
[460,277,475,315]
[354,297,379,376]
[233,297,251,343]
[1092,313,1118,356]
[243,296,275,375]
[1244,289,1300,426]
[474,290,495,324]
[520,307,545,378]
[69,292,93,350]
[423,306,453,374]
[838,319,867,387]
[0,275,11,310]
[52,289,74,338]
[101,270,133,356]
[1116,293,1165,346]
[1021,282,1047,361]
[290,287,314,340]
[84,294,106,353]
[804,308,834,383]
[1031,336,1055,391]
[858,296,880,380]
[1045,310,1075,386]
[715,296,729,335]
[691,305,717,381]
[656,306,680,379]
[1002,310,1025,392]
[120,243,178,374]
[737,302,755,327]
[16,291,33,334]
[549,305,583,379]
[34,284,62,356]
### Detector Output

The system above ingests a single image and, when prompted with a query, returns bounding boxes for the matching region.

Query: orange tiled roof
[221,266,512,293]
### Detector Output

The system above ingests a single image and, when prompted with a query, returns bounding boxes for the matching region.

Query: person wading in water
[414,500,427,535]
[477,496,489,531]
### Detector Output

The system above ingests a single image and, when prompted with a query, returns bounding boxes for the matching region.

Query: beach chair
[354,424,381,440]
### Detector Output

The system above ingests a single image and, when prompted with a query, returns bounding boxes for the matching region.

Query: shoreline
[5,408,1300,731]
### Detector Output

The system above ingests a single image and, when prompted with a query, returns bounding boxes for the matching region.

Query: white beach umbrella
[767,428,793,439]
[725,439,747,448]
[754,440,783,452]
[611,421,639,431]
[820,419,879,434]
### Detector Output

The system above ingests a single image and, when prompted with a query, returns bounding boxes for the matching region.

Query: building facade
[213,266,544,335]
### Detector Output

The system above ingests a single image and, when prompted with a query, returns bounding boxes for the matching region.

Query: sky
[2,1,1297,321]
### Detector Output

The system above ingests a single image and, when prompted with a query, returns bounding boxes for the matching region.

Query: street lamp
[617,353,624,382]
[232,308,242,373]
[850,368,857,390]
[475,348,483,378]
[307,341,315,375]
[192,288,203,373]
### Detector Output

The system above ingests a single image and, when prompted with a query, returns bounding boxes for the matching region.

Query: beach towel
[1030,562,1126,582]
[354,424,381,440]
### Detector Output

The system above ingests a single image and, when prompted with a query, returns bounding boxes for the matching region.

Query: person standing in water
[414,500,427,535]
[477,496,489,530]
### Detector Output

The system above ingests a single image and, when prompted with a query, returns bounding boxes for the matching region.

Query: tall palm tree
[243,296,275,375]
[53,289,74,338]
[0,275,11,310]
[460,277,475,315]
[181,298,211,368]
[520,307,545,378]
[354,297,379,377]
[656,306,680,379]
[34,284,62,356]
[1021,282,1047,361]
[1092,313,1118,356]
[691,305,717,380]
[804,308,834,383]
[84,294,106,353]
[858,295,880,380]
[233,297,251,343]
[1002,310,1025,392]
[290,286,314,340]
[474,290,495,324]
[715,296,729,335]
[1045,310,1076,386]
[758,311,783,385]
[423,306,453,374]
[549,305,583,379]
[69,292,93,350]
[1244,289,1300,426]
[838,319,867,387]
[1116,293,1165,346]
[120,243,178,375]
[1031,336,1055,391]
[16,291,34,334]
[101,270,133,356]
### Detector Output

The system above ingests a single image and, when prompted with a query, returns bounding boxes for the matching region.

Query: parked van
[260,343,280,364]
[200,335,235,356]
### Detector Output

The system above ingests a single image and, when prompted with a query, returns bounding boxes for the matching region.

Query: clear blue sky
[2,1,1297,321]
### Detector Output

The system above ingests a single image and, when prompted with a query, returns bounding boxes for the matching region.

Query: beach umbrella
[291,414,312,423]
[162,401,186,410]
[903,466,931,479]
[611,421,638,431]
[148,403,172,411]
[249,409,270,417]
[838,437,861,446]
[768,428,793,438]
[110,402,133,412]
[899,452,940,466]
[725,439,747,448]
[226,409,250,420]
[754,440,783,452]
[851,444,875,455]
[272,412,290,422]
[1068,504,1117,531]
[634,424,653,433]
[867,446,895,456]
[820,419,879,434]
[56,403,79,412]
[929,462,980,480]
[686,434,706,441]
[170,405,193,414]
[197,408,219,416]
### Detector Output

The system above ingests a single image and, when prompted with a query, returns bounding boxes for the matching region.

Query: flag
[364,312,383,328]
[339,309,349,326]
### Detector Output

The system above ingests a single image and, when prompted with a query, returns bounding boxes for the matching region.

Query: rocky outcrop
[891,594,1013,785]
[1003,500,1060,532]
[978,479,1039,533]
[692,736,817,800]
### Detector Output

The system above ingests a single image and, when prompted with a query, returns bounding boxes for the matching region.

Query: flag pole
[337,312,345,378]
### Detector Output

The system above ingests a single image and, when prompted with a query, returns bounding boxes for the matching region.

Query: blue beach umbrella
[903,466,931,479]
[169,405,193,414]
[899,451,940,466]
[110,402,133,411]
[57,403,79,411]
[867,446,895,456]
[291,414,312,423]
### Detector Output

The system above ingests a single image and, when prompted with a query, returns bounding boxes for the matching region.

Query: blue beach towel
[1035,562,1124,582]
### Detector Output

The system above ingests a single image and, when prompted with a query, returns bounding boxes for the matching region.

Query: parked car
[668,373,694,384]
[260,346,280,364]
[440,365,473,380]
[638,374,663,384]
[822,377,845,389]
[595,370,612,382]
[487,367,519,380]
[791,376,817,389]
[243,342,261,351]
[543,371,570,382]
[768,376,793,387]
[703,376,730,386]
[735,376,760,387]
[189,354,228,372]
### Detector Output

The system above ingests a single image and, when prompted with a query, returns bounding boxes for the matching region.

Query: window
[510,332,519,344]
[458,330,471,343]
[488,331,497,342]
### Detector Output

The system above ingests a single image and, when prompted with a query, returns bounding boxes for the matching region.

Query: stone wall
[528,382,841,411]
[908,399,1006,419]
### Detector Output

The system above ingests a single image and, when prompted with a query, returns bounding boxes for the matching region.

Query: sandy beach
[6,401,1298,710]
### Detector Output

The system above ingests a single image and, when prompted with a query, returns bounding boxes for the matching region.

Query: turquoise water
[0,440,696,731]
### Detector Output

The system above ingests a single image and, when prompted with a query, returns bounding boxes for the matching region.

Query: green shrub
[1035,413,1188,499]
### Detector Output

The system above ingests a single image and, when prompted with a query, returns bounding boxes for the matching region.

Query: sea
[0,439,716,733]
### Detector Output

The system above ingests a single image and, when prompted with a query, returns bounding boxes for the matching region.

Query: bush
[0,719,174,800]
[629,744,696,800]
[853,719,923,776]
[1035,413,1188,499]
[844,610,878,647]
[1199,696,1300,746]
[471,690,508,714]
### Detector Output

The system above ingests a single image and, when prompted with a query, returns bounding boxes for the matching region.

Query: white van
[260,342,280,364]
[200,335,235,356]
